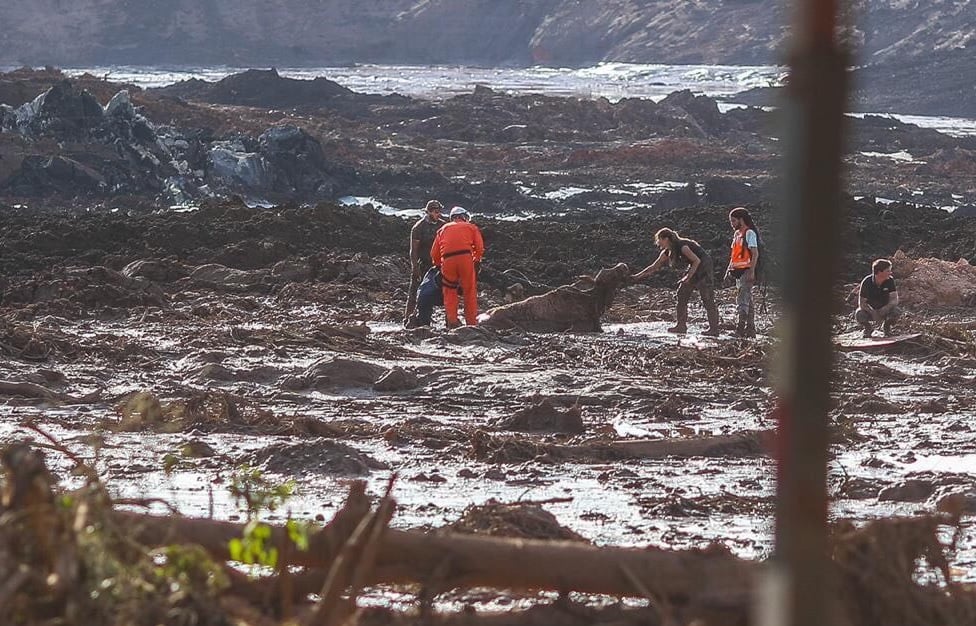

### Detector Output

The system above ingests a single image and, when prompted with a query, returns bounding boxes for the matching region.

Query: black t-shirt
[411,217,445,266]
[859,274,896,308]
[668,238,708,268]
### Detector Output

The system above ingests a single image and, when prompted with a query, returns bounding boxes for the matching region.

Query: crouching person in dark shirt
[855,258,902,337]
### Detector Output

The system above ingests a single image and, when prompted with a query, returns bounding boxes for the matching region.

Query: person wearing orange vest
[431,206,485,328]
[724,207,760,337]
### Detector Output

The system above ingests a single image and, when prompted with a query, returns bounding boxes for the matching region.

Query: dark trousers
[855,306,902,326]
[403,262,431,322]
[676,257,720,330]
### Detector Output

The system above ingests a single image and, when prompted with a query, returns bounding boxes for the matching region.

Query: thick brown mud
[2,69,976,624]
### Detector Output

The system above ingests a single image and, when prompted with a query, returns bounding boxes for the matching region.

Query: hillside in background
[0,1,974,115]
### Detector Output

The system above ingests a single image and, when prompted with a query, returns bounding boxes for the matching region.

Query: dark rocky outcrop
[154,68,351,108]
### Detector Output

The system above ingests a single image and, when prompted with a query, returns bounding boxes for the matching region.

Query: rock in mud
[121,259,191,282]
[494,398,584,434]
[932,490,976,515]
[245,440,388,477]
[270,258,313,283]
[281,356,386,392]
[836,477,883,500]
[373,366,419,392]
[877,478,936,503]
[187,263,268,291]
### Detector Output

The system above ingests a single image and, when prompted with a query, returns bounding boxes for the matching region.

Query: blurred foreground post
[764,1,849,625]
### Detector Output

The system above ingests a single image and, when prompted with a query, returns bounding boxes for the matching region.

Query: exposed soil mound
[2,266,167,317]
[281,356,387,392]
[891,250,976,307]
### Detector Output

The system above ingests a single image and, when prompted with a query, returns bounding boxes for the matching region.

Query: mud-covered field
[2,68,976,624]
[0,197,974,623]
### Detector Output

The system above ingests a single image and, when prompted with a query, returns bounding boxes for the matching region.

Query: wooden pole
[766,0,848,625]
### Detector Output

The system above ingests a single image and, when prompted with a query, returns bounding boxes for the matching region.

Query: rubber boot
[703,299,721,337]
[671,285,690,334]
[882,319,893,337]
[735,315,747,337]
[861,321,874,338]
[745,309,756,338]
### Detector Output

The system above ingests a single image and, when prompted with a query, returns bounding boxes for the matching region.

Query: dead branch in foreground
[5,444,976,626]
[120,496,754,609]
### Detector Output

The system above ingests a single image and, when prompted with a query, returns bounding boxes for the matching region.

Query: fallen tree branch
[119,503,754,613]
[591,429,770,460]
[0,381,101,404]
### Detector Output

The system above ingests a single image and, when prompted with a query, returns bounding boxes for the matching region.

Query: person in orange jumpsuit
[430,206,485,328]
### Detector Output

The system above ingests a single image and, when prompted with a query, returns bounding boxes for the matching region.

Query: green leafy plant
[225,466,309,569]
[228,520,279,567]
[227,465,295,520]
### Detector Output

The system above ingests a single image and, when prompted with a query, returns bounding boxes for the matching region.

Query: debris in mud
[469,430,559,464]
[638,489,773,518]
[470,428,769,464]
[832,515,976,626]
[6,444,976,625]
[115,390,276,433]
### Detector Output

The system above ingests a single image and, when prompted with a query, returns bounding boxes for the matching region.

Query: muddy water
[2,287,974,583]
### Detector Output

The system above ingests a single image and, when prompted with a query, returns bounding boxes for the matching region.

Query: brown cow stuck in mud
[479,263,631,332]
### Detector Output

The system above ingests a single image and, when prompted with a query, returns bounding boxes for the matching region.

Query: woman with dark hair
[632,227,721,336]
[725,207,760,337]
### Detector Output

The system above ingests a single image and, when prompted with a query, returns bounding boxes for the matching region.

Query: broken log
[470,429,771,463]
[0,380,100,403]
[118,501,755,610]
[591,429,770,459]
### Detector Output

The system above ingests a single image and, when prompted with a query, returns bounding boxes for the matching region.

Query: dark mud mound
[280,356,387,392]
[244,440,388,476]
[494,398,584,434]
[153,68,352,107]
[3,266,167,317]
[0,200,408,278]
[449,500,588,542]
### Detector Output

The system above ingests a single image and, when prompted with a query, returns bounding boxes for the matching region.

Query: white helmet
[449,206,470,219]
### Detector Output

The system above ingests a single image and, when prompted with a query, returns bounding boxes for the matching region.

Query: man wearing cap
[431,206,485,328]
[404,200,446,327]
